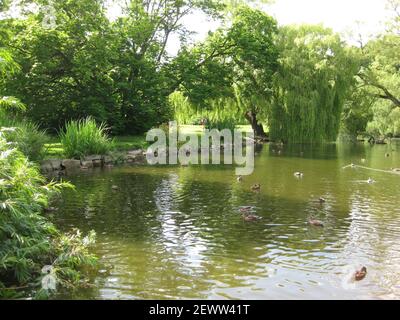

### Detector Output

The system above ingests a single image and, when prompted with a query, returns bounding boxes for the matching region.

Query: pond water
[54,142,400,300]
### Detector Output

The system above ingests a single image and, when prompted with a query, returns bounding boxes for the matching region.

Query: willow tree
[269,25,359,143]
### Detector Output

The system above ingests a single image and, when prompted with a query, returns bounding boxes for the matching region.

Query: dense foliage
[1,44,96,299]
[0,0,224,134]
[0,131,97,298]
[268,25,360,143]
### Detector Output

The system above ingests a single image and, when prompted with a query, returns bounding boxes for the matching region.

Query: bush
[59,117,114,159]
[1,121,48,161]
[0,130,97,298]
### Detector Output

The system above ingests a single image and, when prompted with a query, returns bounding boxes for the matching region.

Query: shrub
[59,117,114,159]
[0,121,48,161]
[0,130,97,298]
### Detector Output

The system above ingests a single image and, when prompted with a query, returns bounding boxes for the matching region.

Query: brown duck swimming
[242,214,261,222]
[239,206,254,213]
[355,267,367,281]
[309,219,324,227]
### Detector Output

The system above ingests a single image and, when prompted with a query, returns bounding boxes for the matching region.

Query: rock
[61,159,81,170]
[103,155,114,165]
[127,149,143,156]
[80,160,93,168]
[40,162,53,173]
[40,159,62,172]
[92,159,103,167]
[83,155,103,161]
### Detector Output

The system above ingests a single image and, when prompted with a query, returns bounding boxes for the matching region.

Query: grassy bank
[43,125,253,160]
[44,135,149,159]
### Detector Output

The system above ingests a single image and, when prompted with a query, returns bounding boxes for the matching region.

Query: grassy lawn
[43,125,253,159]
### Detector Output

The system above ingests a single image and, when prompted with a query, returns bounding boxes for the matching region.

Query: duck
[251,184,261,191]
[354,267,367,281]
[242,214,261,222]
[367,178,375,184]
[308,219,324,227]
[294,172,304,178]
[239,206,254,213]
[237,175,243,182]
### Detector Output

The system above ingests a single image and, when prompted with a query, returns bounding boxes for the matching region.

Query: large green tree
[0,0,225,134]
[269,25,359,143]
[357,0,400,138]
[170,6,278,137]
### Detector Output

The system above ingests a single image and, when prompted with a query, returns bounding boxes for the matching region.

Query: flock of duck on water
[234,151,400,282]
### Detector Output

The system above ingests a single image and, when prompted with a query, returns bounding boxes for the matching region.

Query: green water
[54,143,400,300]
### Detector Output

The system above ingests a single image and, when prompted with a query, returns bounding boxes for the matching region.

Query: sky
[164,0,391,55]
[267,0,389,38]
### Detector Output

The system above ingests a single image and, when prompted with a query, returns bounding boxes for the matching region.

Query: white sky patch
[105,0,392,54]
[167,0,391,54]
[266,0,390,41]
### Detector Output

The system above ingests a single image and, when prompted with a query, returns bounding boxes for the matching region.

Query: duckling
[294,172,304,178]
[251,184,261,191]
[308,219,324,227]
[237,175,243,182]
[242,214,261,222]
[354,267,367,281]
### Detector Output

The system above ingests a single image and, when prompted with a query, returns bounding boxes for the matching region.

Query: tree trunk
[245,111,267,138]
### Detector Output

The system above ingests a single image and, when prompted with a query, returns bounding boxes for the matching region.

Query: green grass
[113,135,150,151]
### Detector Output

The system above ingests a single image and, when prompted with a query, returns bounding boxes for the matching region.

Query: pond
[54,142,400,300]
